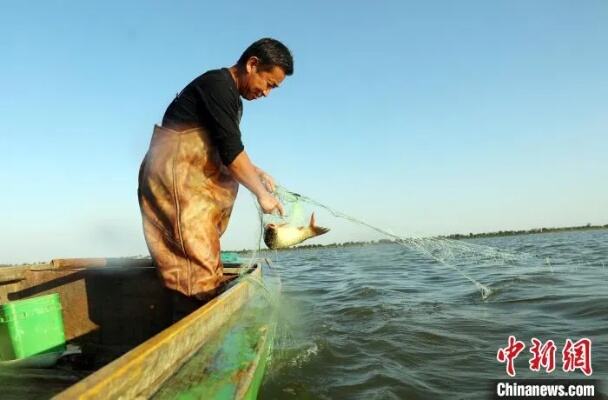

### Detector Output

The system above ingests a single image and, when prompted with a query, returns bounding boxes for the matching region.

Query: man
[138,38,292,300]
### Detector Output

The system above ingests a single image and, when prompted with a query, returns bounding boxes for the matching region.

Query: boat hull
[0,257,273,399]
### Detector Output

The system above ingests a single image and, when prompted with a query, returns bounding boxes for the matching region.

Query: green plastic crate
[0,293,66,361]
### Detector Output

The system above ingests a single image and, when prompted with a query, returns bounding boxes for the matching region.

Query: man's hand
[257,168,277,193]
[257,192,285,216]
[227,152,284,216]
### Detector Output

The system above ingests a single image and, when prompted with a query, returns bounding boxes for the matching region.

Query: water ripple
[261,230,608,399]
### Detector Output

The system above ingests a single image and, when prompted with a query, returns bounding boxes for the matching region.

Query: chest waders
[137,125,238,298]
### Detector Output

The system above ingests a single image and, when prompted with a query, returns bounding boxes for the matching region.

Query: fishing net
[225,183,606,393]
[238,183,537,301]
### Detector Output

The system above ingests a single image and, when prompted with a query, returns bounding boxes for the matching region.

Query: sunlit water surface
[258,230,608,399]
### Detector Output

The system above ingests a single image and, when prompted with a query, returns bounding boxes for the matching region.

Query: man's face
[240,58,286,101]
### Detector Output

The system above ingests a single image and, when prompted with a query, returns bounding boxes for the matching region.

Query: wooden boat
[0,255,275,399]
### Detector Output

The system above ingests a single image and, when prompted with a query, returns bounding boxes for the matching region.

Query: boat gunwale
[52,263,263,400]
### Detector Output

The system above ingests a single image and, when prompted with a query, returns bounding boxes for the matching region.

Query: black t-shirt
[162,68,244,165]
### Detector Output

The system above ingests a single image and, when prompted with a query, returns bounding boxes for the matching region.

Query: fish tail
[309,212,330,236]
[312,226,330,235]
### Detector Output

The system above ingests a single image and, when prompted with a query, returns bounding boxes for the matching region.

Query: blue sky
[1,1,606,263]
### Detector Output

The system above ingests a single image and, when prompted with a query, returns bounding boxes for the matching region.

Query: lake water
[258,230,608,399]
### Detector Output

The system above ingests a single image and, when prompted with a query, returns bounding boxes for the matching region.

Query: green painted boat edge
[155,271,278,400]
[239,321,275,400]
[53,265,264,399]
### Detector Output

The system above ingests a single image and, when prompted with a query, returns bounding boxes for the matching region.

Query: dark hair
[237,38,294,76]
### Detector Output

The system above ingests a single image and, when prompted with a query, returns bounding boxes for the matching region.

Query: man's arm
[253,165,277,193]
[228,151,284,216]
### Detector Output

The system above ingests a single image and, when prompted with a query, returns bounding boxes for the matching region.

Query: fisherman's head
[234,38,293,101]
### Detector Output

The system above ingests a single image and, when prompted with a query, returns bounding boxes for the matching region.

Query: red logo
[497,337,592,377]
[529,338,556,373]
[562,338,593,376]
[497,335,526,377]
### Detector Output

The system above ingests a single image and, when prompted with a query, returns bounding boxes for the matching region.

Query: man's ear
[245,56,259,73]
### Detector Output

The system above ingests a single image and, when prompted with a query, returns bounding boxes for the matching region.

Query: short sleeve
[197,79,244,165]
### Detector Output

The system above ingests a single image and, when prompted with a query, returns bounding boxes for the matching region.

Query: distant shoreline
[235,223,608,252]
[440,223,608,239]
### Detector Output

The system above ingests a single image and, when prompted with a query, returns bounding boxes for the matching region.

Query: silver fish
[264,213,330,249]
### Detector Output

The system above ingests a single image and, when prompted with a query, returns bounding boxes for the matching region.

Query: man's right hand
[227,150,285,216]
[257,192,285,216]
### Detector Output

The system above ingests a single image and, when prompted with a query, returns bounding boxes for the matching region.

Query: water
[258,230,608,399]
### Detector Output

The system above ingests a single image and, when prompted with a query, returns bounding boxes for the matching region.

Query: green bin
[0,293,66,361]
